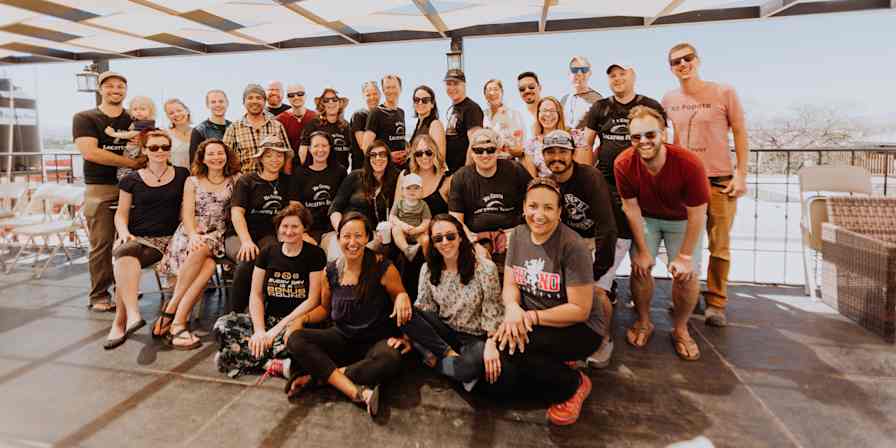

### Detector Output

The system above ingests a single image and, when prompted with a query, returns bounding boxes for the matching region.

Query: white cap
[403,173,422,187]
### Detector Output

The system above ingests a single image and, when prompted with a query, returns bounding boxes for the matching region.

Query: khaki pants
[83,184,119,306]
[705,183,737,309]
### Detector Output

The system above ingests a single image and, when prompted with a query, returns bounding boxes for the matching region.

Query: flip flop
[626,322,655,348]
[152,311,175,338]
[166,328,202,351]
[670,333,701,361]
[125,319,146,337]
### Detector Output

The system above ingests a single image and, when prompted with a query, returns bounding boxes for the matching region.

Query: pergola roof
[0,0,891,64]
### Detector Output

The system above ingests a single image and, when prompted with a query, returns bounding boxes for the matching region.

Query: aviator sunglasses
[431,232,458,244]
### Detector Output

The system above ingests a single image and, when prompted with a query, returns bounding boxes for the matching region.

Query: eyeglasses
[471,146,498,155]
[570,66,590,74]
[369,151,389,160]
[630,129,661,143]
[518,84,537,93]
[413,96,433,104]
[431,232,458,244]
[414,149,433,158]
[669,53,697,67]
[286,92,305,98]
[146,144,171,152]
[322,97,339,104]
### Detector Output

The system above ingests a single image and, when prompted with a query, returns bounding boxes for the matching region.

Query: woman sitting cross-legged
[213,203,325,378]
[153,138,240,349]
[490,177,612,426]
[104,129,189,350]
[283,212,412,418]
[399,214,503,390]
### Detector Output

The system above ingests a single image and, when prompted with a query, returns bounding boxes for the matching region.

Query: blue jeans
[643,217,705,273]
[401,309,486,383]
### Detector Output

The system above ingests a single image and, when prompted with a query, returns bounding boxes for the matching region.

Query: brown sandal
[670,332,701,361]
[626,322,654,348]
[166,327,201,350]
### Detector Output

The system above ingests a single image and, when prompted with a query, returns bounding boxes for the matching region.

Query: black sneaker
[608,280,618,306]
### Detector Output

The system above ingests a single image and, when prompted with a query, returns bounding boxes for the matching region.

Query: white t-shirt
[170,132,191,169]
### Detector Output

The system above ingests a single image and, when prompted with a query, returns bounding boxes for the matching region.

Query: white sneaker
[405,243,420,260]
[586,338,614,369]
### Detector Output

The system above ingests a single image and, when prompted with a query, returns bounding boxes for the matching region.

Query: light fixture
[76,64,99,93]
[446,37,463,71]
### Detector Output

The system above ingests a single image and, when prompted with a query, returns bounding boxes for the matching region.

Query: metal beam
[0,23,138,58]
[652,6,760,25]
[760,0,801,17]
[128,0,277,50]
[274,0,362,44]
[646,0,686,25]
[0,42,75,61]
[773,0,890,16]
[411,0,448,38]
[539,0,557,33]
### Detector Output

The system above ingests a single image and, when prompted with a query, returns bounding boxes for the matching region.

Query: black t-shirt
[231,172,292,242]
[558,163,618,280]
[585,95,665,238]
[448,159,532,233]
[300,118,352,169]
[189,119,231,163]
[255,242,327,319]
[118,167,189,237]
[290,164,348,233]
[349,108,370,169]
[365,105,406,152]
[444,97,484,174]
[72,108,134,185]
[328,170,394,226]
[267,103,291,116]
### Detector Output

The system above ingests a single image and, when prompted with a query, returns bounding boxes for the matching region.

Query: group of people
[72,41,747,425]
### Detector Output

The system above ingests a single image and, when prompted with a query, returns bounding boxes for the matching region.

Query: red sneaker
[546,371,592,426]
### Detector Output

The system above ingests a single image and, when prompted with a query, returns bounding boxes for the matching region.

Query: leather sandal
[166,327,201,350]
[626,322,655,348]
[670,332,701,361]
[152,311,175,338]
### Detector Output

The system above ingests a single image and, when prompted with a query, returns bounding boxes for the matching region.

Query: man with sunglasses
[223,84,292,175]
[276,83,317,165]
[583,63,666,305]
[615,105,709,362]
[517,72,542,141]
[265,81,291,116]
[540,130,617,368]
[73,71,142,312]
[560,56,602,129]
[443,69,483,175]
[662,43,749,327]
[448,128,531,264]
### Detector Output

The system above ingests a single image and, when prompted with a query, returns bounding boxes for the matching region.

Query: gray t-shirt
[390,197,431,227]
[504,223,608,337]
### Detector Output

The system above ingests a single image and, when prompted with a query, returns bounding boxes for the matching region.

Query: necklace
[207,174,226,185]
[147,165,169,183]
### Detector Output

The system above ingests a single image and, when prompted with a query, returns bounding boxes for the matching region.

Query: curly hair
[191,138,240,178]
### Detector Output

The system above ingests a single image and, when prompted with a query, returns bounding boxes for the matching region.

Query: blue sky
[4,8,894,138]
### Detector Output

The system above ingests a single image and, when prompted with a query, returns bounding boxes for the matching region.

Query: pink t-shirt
[662,81,745,177]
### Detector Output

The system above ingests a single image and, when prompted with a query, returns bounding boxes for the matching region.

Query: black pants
[287,327,403,386]
[224,234,276,313]
[401,309,486,383]
[484,323,601,404]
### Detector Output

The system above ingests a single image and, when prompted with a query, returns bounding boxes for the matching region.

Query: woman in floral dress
[154,138,240,349]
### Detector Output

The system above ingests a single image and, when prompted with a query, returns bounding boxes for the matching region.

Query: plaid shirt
[222,114,292,174]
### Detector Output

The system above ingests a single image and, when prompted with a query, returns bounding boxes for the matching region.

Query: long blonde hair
[163,98,192,128]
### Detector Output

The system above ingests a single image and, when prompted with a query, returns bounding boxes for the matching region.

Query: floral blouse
[416,256,503,336]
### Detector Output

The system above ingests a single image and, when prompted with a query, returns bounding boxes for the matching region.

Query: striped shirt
[222,114,292,174]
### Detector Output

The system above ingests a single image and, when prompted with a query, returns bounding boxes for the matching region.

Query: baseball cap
[470,128,499,148]
[403,173,423,188]
[444,69,466,82]
[605,62,634,74]
[251,135,290,158]
[542,130,574,151]
[98,71,127,86]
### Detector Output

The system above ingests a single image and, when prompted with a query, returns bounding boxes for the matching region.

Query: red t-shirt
[614,143,710,221]
[276,109,318,153]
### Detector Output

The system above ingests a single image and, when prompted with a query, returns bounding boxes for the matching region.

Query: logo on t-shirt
[477,193,513,215]
[563,193,593,231]
[333,134,348,152]
[255,193,284,215]
[267,271,307,299]
[446,110,459,136]
[511,258,561,293]
[392,121,406,140]
[306,184,333,208]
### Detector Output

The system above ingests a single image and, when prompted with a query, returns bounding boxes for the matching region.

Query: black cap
[444,69,466,82]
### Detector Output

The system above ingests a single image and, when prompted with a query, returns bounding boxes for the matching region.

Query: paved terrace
[1,258,894,448]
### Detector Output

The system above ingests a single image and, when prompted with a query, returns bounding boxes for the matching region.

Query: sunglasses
[518,84,537,93]
[570,66,590,74]
[413,96,433,104]
[414,149,433,158]
[630,130,661,143]
[669,53,697,67]
[322,97,339,103]
[471,146,498,155]
[146,144,171,152]
[369,151,389,160]
[431,232,458,244]
[286,92,305,98]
